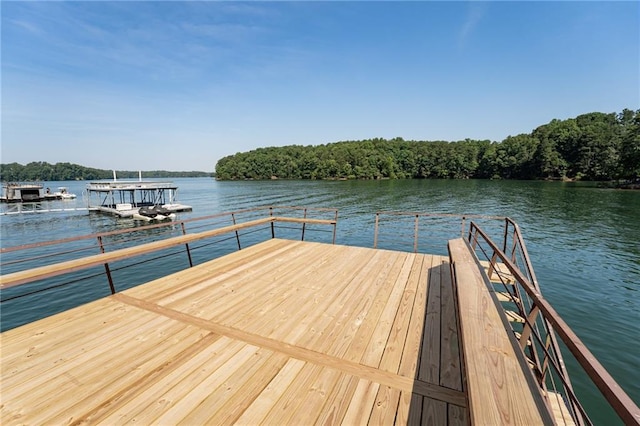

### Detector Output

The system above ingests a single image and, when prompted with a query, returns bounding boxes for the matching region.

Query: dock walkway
[1,238,543,424]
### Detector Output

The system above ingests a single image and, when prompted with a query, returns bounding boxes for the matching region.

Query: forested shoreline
[216,109,640,181]
[0,162,210,181]
[3,109,638,182]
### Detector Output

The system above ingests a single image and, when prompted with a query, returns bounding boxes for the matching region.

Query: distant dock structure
[1,173,192,218]
[1,182,62,203]
[86,178,192,218]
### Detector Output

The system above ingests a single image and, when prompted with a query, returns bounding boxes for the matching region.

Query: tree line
[215,109,640,181]
[0,162,211,182]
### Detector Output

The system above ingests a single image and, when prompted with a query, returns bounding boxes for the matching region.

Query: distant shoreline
[0,161,213,181]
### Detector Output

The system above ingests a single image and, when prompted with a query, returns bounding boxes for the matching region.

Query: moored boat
[53,186,77,199]
[133,205,177,221]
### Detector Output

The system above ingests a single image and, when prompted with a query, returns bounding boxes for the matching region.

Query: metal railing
[468,221,640,426]
[373,211,507,254]
[0,206,337,304]
[372,211,639,425]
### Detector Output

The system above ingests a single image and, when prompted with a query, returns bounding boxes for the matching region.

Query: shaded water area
[1,178,638,424]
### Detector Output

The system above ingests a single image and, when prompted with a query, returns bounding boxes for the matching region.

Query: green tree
[619,109,640,179]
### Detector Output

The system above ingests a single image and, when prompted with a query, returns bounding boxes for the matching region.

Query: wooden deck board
[132,237,297,303]
[313,373,360,426]
[378,254,425,375]
[449,238,549,425]
[423,398,448,425]
[369,385,402,425]
[158,348,286,425]
[398,254,433,379]
[266,363,343,425]
[1,297,135,366]
[341,378,381,425]
[295,250,391,353]
[360,254,416,369]
[233,357,307,425]
[420,257,443,384]
[184,241,325,324]
[0,238,550,425]
[439,257,463,391]
[546,391,577,426]
[158,239,313,311]
[85,335,243,424]
[344,253,408,364]
[2,302,166,393]
[252,245,373,344]
[3,313,208,424]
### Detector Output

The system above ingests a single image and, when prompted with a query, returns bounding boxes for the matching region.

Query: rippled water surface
[1,178,638,424]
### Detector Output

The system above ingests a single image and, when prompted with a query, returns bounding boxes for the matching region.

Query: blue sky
[2,1,638,172]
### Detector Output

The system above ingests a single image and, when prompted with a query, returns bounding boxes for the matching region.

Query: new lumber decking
[449,238,551,425]
[1,238,549,425]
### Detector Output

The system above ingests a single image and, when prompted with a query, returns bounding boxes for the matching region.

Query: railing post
[269,207,275,239]
[301,208,307,241]
[97,236,116,294]
[503,218,509,254]
[373,213,380,248]
[469,223,478,250]
[231,213,242,250]
[461,216,466,238]
[486,251,498,281]
[181,222,194,266]
[413,214,419,253]
[332,210,338,245]
[542,334,552,378]
[511,236,519,265]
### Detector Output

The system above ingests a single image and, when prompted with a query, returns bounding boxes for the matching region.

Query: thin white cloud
[180,22,268,43]
[459,2,488,48]
[8,19,43,35]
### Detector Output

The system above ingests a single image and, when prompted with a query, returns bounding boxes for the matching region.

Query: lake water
[1,178,638,424]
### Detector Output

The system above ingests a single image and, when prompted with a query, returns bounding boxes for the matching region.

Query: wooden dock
[1,238,551,425]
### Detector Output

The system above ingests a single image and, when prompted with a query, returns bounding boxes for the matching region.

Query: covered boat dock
[86,180,192,217]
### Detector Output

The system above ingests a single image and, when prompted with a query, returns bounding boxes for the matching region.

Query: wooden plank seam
[111,293,467,408]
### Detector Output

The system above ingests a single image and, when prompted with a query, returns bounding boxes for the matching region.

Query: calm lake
[1,178,638,424]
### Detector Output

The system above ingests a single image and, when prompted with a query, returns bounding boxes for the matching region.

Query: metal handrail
[468,221,640,426]
[495,217,576,420]
[372,211,639,424]
[0,205,336,255]
[373,211,507,252]
[0,206,338,297]
[469,224,581,423]
[507,218,578,421]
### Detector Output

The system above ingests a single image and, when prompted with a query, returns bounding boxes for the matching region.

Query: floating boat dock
[1,178,190,218]
[86,180,192,217]
[1,208,638,425]
[0,182,75,203]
